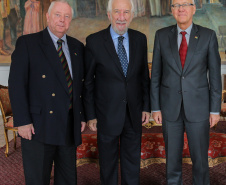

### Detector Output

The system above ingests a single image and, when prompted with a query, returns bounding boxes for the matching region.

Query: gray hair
[107,0,134,13]
[171,0,195,4]
[48,0,74,17]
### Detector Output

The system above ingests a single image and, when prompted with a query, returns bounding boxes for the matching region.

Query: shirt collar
[47,27,67,44]
[110,25,128,40]
[177,23,193,36]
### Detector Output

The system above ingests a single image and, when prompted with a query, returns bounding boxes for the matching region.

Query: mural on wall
[0,0,226,62]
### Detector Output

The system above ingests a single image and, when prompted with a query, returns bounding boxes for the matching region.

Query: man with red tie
[150,0,221,184]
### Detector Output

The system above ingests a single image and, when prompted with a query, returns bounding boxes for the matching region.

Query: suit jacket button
[42,75,46,78]
[80,95,82,98]
[50,111,53,114]
[82,79,84,82]
[52,93,55,97]
[178,91,181,94]
[123,99,127,103]
[182,76,185,79]
[80,112,82,114]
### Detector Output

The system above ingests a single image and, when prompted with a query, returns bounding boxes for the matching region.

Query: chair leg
[13,131,17,150]
[4,129,9,157]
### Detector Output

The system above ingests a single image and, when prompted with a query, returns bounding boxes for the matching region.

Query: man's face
[46,2,72,38]
[107,0,133,35]
[171,0,196,29]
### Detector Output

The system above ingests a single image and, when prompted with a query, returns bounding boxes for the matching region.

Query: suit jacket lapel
[169,26,182,74]
[126,29,137,80]
[41,28,69,95]
[182,24,199,74]
[104,26,125,78]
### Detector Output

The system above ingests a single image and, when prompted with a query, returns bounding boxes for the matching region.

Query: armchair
[0,85,17,157]
[220,90,226,120]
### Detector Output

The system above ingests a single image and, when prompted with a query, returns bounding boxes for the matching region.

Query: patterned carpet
[0,122,225,185]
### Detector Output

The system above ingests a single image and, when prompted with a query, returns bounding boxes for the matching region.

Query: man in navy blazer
[8,0,85,184]
[84,0,150,184]
[150,0,222,184]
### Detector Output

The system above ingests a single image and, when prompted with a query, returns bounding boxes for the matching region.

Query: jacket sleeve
[208,30,222,112]
[83,37,97,121]
[8,36,32,127]
[142,34,151,112]
[150,31,162,111]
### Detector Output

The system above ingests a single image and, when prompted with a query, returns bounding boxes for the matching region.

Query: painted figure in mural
[220,0,226,7]
[133,0,146,17]
[23,0,40,35]
[39,0,51,30]
[2,0,8,49]
[195,0,203,8]
[96,0,108,15]
[9,0,85,184]
[150,0,221,184]
[4,0,19,46]
[1,0,10,49]
[161,0,171,16]
[0,0,9,55]
[67,0,77,18]
[149,0,161,16]
[20,0,26,34]
[84,0,150,184]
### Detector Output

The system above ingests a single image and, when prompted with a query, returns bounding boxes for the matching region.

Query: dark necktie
[57,39,73,109]
[118,36,128,77]
[179,31,188,69]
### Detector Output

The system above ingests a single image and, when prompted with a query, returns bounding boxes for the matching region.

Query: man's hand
[18,124,35,140]
[87,119,97,131]
[152,111,162,124]
[209,114,220,128]
[142,111,151,125]
[81,121,86,132]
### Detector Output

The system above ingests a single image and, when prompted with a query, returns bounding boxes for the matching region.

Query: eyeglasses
[171,3,194,9]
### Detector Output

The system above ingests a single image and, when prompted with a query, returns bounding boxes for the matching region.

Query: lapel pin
[74,52,77,56]
[195,36,198,39]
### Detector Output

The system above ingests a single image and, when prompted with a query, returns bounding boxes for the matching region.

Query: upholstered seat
[5,117,14,128]
[76,132,226,168]
[148,62,152,79]
[0,85,17,157]
[221,103,226,114]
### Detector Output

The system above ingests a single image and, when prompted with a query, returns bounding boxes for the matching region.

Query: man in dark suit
[8,0,85,184]
[84,0,150,184]
[150,0,222,184]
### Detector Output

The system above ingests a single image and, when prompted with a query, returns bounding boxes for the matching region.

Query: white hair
[171,0,195,4]
[48,0,74,17]
[107,0,134,13]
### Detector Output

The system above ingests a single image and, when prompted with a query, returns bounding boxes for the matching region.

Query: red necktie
[179,31,188,69]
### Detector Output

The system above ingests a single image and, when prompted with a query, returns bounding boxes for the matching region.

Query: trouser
[21,110,77,185]
[162,106,210,185]
[97,107,142,185]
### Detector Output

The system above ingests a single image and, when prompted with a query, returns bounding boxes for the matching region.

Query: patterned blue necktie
[118,36,128,77]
